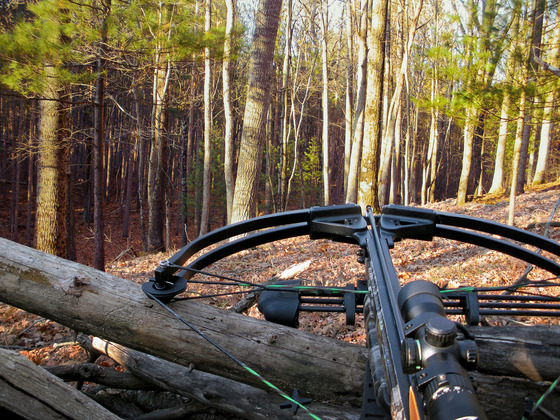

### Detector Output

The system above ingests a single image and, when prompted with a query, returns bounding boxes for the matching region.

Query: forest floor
[1,181,560,416]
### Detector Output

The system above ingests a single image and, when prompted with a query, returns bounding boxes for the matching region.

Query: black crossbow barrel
[143,204,560,420]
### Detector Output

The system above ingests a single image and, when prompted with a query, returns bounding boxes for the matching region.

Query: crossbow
[142,204,560,419]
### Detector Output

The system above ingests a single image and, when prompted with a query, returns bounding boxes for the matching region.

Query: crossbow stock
[142,204,560,419]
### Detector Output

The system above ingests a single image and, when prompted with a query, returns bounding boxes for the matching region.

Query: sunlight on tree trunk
[489,93,509,194]
[231,0,283,223]
[320,0,330,206]
[223,0,235,223]
[357,0,387,211]
[346,0,368,204]
[36,66,66,257]
[200,0,212,236]
[457,107,476,206]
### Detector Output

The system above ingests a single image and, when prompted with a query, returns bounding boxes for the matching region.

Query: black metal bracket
[258,280,368,327]
[279,388,312,415]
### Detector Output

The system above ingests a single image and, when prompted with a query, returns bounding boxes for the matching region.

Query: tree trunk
[92,1,110,271]
[231,0,283,223]
[358,0,387,211]
[516,0,545,193]
[133,80,148,252]
[345,0,368,204]
[200,0,212,236]
[489,93,509,194]
[532,13,560,185]
[35,65,66,257]
[320,0,330,206]
[223,0,235,223]
[279,0,292,211]
[147,3,173,251]
[343,0,355,199]
[147,57,170,251]
[122,132,135,238]
[456,106,476,206]
[380,0,423,206]
[508,85,527,226]
[26,103,36,247]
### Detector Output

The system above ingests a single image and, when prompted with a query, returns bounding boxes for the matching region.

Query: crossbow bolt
[279,388,312,415]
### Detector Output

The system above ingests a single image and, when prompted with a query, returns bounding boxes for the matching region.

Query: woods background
[1,0,560,270]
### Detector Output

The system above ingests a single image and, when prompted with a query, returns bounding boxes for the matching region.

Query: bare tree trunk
[132,80,148,252]
[278,0,292,211]
[320,0,330,206]
[516,0,545,193]
[380,0,423,206]
[346,0,368,204]
[508,85,527,226]
[35,65,66,257]
[200,0,212,236]
[231,0,283,223]
[83,336,361,420]
[285,52,316,209]
[223,0,235,223]
[533,18,560,184]
[343,0,354,198]
[489,93,509,194]
[122,132,135,238]
[26,102,37,247]
[147,23,171,250]
[427,90,438,203]
[0,348,118,420]
[456,106,476,206]
[92,1,110,271]
[358,0,388,211]
[9,100,22,243]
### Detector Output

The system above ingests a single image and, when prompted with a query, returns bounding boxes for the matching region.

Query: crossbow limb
[142,204,560,419]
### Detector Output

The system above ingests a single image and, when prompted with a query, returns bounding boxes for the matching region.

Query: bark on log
[45,362,156,390]
[81,335,362,420]
[86,389,194,419]
[0,238,366,404]
[472,372,560,419]
[470,325,560,381]
[0,348,118,420]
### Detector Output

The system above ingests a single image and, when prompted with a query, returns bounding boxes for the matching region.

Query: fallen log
[471,325,560,382]
[45,362,156,390]
[472,372,560,418]
[0,348,118,420]
[0,237,366,405]
[81,335,361,419]
[86,389,194,419]
[1,238,560,417]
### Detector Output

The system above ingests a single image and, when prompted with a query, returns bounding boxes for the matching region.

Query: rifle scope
[398,280,488,420]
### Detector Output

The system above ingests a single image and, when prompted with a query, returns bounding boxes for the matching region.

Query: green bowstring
[242,365,322,420]
[146,291,322,420]
[439,282,560,295]
[520,374,560,420]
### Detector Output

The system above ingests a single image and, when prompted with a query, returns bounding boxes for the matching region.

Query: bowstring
[162,262,368,298]
[145,291,322,420]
